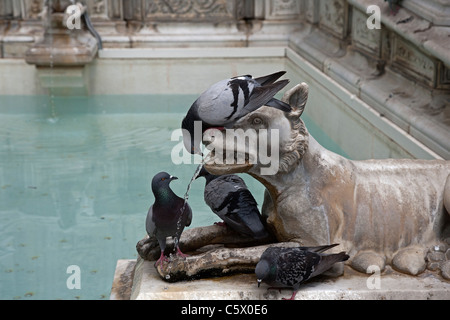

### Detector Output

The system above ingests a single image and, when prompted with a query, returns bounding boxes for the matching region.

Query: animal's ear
[281,82,308,116]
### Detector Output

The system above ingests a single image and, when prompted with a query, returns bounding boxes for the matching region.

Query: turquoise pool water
[0,94,347,300]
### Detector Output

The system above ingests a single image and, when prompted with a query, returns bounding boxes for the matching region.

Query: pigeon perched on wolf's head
[196,166,269,239]
[255,244,349,300]
[146,172,192,267]
[182,71,291,154]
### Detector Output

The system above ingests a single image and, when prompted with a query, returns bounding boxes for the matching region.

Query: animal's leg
[155,242,299,282]
[137,224,274,261]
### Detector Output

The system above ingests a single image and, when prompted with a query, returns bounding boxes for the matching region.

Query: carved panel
[319,0,348,39]
[438,63,450,90]
[84,0,122,20]
[391,35,437,87]
[123,0,142,21]
[21,0,44,20]
[351,8,381,57]
[0,0,14,19]
[86,0,109,19]
[304,0,319,24]
[264,0,301,20]
[142,0,243,22]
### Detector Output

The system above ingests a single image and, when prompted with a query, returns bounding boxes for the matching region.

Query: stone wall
[0,0,448,158]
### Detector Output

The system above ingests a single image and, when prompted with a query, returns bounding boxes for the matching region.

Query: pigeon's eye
[161,178,166,181]
[252,117,262,125]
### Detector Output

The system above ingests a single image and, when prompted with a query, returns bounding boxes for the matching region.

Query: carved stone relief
[21,0,44,20]
[0,0,14,19]
[319,0,348,39]
[264,0,301,20]
[391,34,437,87]
[351,8,381,57]
[142,0,243,22]
[303,0,319,24]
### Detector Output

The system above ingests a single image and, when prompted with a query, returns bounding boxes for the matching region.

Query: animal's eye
[252,117,262,125]
[161,178,166,181]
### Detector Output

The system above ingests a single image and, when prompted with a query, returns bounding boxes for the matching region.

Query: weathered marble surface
[112,258,450,300]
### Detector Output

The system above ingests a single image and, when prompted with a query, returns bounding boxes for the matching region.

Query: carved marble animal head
[204,83,310,177]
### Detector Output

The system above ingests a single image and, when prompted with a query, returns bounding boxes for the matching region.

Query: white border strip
[98,47,286,59]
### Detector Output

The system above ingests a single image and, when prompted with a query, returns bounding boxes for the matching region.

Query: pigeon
[182,71,291,154]
[146,172,192,267]
[255,244,349,300]
[385,0,400,15]
[196,166,269,239]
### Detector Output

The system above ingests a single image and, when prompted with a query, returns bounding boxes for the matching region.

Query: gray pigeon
[146,172,192,267]
[255,244,349,300]
[181,71,291,154]
[196,167,269,239]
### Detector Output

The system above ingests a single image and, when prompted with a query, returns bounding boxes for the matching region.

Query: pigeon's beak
[257,279,262,288]
[169,175,178,181]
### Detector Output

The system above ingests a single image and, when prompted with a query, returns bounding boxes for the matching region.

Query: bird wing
[184,202,193,227]
[222,189,268,239]
[298,243,340,253]
[276,249,320,287]
[145,205,156,236]
[204,175,246,212]
[204,175,268,238]
[196,79,240,125]
[253,71,286,86]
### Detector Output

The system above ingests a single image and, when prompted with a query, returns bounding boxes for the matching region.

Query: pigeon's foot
[282,290,298,300]
[175,246,189,259]
[267,286,291,293]
[155,253,170,268]
[214,221,227,227]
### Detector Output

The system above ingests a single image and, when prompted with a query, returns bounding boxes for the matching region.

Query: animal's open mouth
[202,128,253,174]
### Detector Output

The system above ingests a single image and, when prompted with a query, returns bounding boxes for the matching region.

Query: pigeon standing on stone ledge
[181,71,291,154]
[385,0,401,15]
[196,166,269,240]
[255,244,349,300]
[146,172,192,267]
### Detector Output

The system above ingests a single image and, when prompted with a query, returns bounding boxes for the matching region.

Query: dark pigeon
[196,166,269,239]
[182,71,291,154]
[255,244,349,300]
[385,0,400,14]
[146,172,192,267]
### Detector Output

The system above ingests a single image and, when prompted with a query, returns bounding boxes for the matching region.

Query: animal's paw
[136,235,160,260]
[350,251,386,273]
[392,246,427,275]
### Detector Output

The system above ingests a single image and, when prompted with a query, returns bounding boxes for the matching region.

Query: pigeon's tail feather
[312,252,349,278]
[300,243,340,253]
[265,98,291,112]
[243,79,290,115]
[254,71,286,86]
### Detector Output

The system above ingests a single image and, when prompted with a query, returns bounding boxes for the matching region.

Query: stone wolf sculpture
[137,82,450,279]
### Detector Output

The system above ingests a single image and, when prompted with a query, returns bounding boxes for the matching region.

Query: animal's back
[342,158,450,252]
